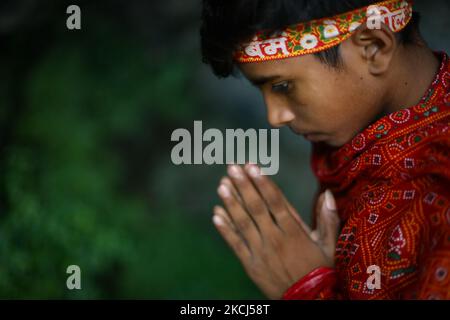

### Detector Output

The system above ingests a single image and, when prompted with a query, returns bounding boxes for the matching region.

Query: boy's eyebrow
[248,75,282,87]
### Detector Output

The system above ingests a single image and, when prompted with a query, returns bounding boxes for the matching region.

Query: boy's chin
[319,136,348,148]
[301,133,341,147]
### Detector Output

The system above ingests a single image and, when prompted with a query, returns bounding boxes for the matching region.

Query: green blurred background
[0,0,448,299]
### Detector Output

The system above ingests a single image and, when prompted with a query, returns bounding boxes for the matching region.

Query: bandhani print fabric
[283,52,450,300]
[234,0,413,63]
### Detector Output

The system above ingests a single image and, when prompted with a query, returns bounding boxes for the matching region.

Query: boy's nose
[266,104,296,128]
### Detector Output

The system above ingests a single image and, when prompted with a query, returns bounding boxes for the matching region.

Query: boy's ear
[350,23,397,75]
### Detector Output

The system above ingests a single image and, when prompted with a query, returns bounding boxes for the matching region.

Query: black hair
[200,0,421,78]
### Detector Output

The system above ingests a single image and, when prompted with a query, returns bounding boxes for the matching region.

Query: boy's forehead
[238,55,315,82]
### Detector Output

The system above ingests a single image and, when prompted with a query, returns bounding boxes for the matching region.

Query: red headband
[234,0,413,63]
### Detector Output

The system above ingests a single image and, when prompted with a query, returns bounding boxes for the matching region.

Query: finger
[284,200,312,234]
[316,190,341,258]
[217,183,262,251]
[310,230,320,242]
[227,165,276,236]
[315,192,326,239]
[322,190,340,250]
[213,205,233,226]
[275,182,313,235]
[249,165,313,238]
[221,176,243,205]
[214,205,248,248]
[244,164,306,237]
[212,208,252,263]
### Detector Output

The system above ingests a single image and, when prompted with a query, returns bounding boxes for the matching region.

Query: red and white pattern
[234,0,413,63]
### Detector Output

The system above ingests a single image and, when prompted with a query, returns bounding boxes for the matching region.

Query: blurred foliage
[0,15,261,298]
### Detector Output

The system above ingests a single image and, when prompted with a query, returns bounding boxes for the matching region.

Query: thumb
[317,189,341,258]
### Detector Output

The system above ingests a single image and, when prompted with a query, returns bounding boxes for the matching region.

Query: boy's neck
[384,45,440,115]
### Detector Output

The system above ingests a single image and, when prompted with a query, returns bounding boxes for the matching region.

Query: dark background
[0,0,448,298]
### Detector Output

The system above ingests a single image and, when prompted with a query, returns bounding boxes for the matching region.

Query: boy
[200,0,450,299]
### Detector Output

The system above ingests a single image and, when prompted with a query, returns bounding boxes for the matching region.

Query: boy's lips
[290,126,310,136]
[290,126,325,142]
[303,133,325,142]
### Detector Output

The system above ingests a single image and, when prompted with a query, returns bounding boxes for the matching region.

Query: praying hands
[213,164,341,299]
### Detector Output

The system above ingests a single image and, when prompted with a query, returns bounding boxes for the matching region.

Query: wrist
[282,267,337,300]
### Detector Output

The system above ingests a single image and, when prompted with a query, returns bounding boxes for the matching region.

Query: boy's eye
[271,81,291,94]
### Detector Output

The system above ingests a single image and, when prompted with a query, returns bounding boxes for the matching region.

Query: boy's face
[239,43,388,147]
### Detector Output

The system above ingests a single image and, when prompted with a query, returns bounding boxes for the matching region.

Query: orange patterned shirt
[285,52,450,300]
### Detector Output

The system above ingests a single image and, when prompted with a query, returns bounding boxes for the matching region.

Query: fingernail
[228,165,242,178]
[247,164,260,178]
[213,215,224,226]
[218,184,230,198]
[325,189,337,211]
